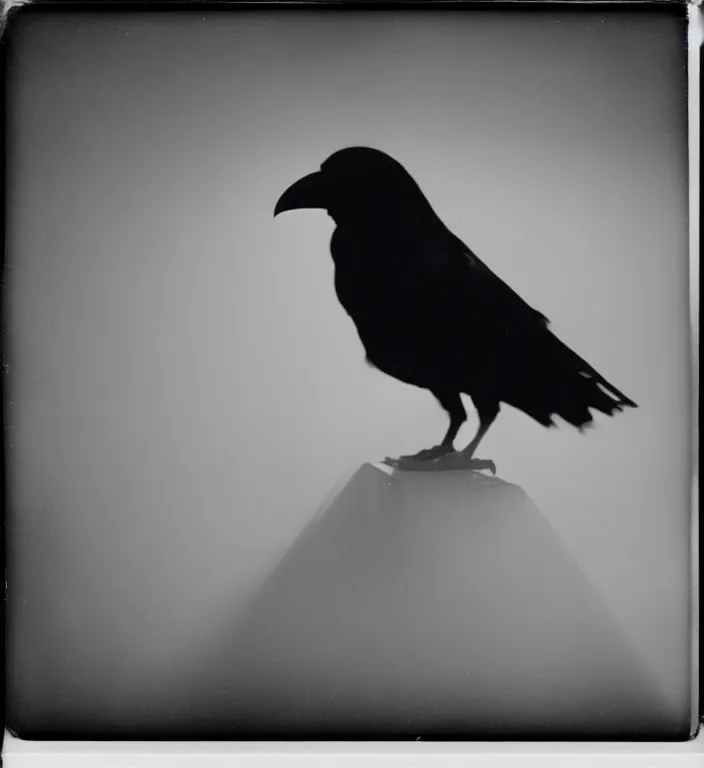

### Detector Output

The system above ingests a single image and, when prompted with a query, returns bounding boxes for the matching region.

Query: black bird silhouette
[274,147,637,472]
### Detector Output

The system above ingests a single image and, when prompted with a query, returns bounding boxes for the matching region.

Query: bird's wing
[436,232,636,409]
[440,232,550,332]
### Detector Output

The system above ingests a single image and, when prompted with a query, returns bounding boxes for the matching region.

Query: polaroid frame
[0,0,700,765]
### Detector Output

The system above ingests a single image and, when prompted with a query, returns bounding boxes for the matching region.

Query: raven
[274,147,637,472]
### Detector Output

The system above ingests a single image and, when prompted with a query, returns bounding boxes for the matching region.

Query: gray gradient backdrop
[3,9,692,726]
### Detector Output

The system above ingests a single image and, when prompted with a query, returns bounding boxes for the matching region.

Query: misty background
[3,9,692,728]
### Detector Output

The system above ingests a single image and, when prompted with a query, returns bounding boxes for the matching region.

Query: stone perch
[177,463,677,739]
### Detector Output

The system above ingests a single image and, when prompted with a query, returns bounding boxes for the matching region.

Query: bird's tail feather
[549,336,638,429]
[550,336,637,404]
[489,332,637,431]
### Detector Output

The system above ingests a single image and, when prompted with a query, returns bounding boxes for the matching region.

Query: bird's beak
[274,171,327,217]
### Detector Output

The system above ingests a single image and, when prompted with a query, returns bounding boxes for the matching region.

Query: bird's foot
[401,444,456,462]
[382,444,452,471]
[383,446,496,474]
[442,454,497,475]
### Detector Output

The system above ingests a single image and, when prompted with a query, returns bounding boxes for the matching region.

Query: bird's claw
[466,458,497,475]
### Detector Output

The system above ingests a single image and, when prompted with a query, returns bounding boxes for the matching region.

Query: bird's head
[274,147,437,226]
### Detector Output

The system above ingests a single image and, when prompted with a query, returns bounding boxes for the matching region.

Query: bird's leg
[384,392,466,470]
[398,412,464,462]
[451,399,500,473]
[386,399,500,473]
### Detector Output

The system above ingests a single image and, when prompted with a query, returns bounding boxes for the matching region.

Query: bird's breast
[332,251,455,386]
